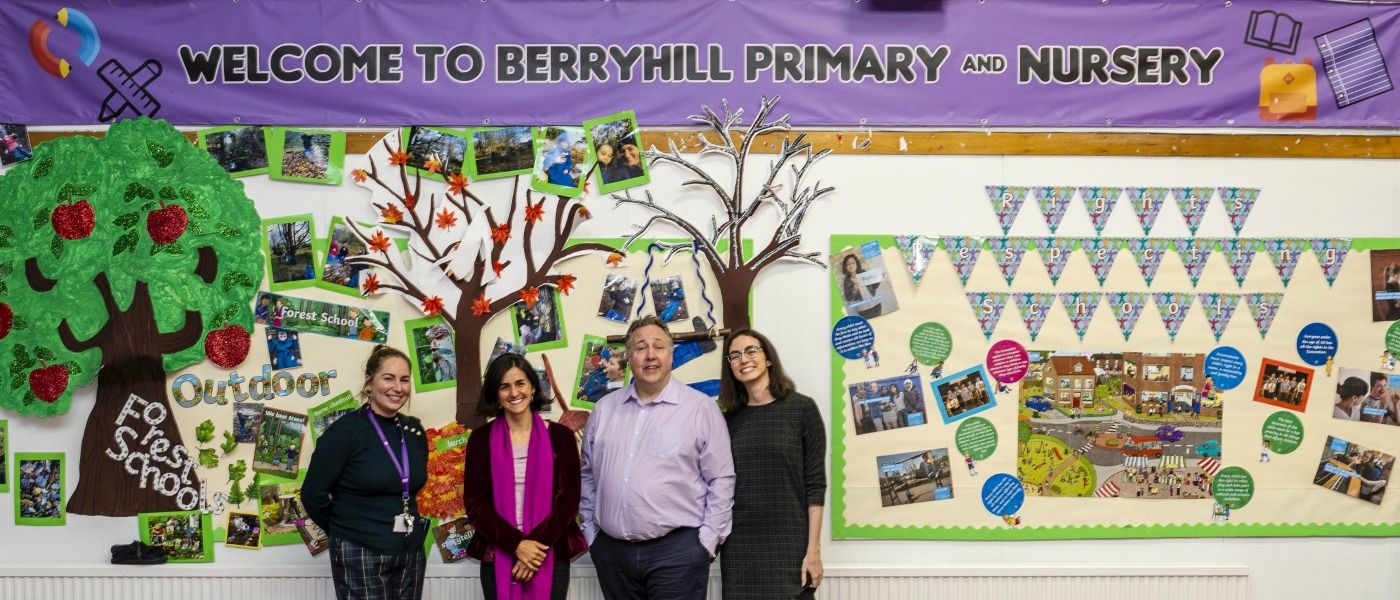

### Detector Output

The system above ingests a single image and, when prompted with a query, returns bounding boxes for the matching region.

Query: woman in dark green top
[304,345,430,600]
[718,328,827,600]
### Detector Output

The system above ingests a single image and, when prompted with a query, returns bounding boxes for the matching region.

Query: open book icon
[1245,10,1302,54]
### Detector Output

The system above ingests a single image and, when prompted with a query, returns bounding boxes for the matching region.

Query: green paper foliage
[0,118,264,417]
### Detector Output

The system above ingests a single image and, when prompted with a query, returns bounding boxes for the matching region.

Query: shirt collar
[624,376,682,406]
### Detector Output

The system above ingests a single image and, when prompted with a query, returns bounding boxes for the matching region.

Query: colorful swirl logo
[28,7,100,78]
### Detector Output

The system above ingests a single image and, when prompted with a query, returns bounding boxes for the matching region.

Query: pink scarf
[489,413,554,600]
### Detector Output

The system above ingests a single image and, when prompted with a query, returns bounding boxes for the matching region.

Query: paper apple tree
[614,96,832,330]
[347,132,613,428]
[0,118,263,516]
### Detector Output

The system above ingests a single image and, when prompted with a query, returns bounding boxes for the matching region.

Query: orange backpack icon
[1259,58,1317,121]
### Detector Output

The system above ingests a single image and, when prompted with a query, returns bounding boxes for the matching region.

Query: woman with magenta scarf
[464,353,586,600]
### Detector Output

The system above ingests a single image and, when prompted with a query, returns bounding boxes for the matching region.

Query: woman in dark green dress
[718,328,827,599]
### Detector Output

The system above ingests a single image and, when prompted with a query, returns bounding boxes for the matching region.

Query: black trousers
[479,553,570,600]
[590,527,710,600]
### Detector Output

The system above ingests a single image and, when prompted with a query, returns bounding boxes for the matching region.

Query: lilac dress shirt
[580,377,736,554]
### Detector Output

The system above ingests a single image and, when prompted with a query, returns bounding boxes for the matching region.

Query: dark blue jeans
[591,527,710,600]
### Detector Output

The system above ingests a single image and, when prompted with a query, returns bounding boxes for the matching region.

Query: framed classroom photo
[268,127,346,185]
[930,365,998,424]
[466,125,535,180]
[584,110,649,194]
[511,286,568,351]
[307,391,359,444]
[1253,357,1314,412]
[572,334,627,409]
[318,216,374,298]
[0,123,34,166]
[405,316,458,393]
[138,511,214,563]
[0,420,8,494]
[13,452,64,526]
[258,472,311,546]
[196,125,269,177]
[400,126,469,181]
[261,214,319,291]
[530,125,593,198]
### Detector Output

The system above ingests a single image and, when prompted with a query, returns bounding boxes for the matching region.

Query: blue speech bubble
[1204,346,1247,390]
[981,473,1025,516]
[1295,322,1338,366]
[831,315,876,360]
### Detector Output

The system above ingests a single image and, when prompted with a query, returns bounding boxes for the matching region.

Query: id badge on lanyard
[366,408,414,535]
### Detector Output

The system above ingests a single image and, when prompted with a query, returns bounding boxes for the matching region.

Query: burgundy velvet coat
[462,418,586,561]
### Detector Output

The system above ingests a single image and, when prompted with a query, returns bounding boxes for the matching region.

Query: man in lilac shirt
[581,315,735,599]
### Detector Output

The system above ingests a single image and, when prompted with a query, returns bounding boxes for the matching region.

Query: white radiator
[0,564,1249,599]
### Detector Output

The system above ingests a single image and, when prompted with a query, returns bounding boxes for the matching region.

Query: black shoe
[111,540,168,565]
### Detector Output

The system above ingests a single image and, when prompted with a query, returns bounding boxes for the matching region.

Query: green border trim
[529,126,593,199]
[261,214,321,292]
[307,390,360,446]
[138,510,215,562]
[582,110,651,195]
[267,127,346,185]
[828,234,1400,541]
[466,126,536,181]
[12,451,63,526]
[316,216,375,299]
[257,471,309,546]
[511,286,570,352]
[196,125,270,178]
[0,420,8,494]
[404,316,458,393]
[571,333,628,410]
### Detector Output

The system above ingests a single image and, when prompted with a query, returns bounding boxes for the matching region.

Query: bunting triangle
[1058,291,1103,341]
[941,236,983,286]
[1126,187,1170,235]
[1171,187,1214,236]
[1034,186,1076,234]
[1079,186,1123,235]
[966,291,1010,340]
[1219,238,1258,287]
[1034,237,1076,284]
[1244,292,1284,338]
[1263,238,1309,286]
[987,186,1030,235]
[1217,187,1259,236]
[1106,291,1149,341]
[1198,292,1241,342]
[1127,238,1172,286]
[1311,238,1352,286]
[1153,292,1194,342]
[1013,292,1056,341]
[988,237,1033,285]
[1173,238,1214,286]
[1082,238,1126,285]
[894,235,937,287]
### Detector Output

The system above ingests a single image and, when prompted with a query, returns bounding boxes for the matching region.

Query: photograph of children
[233,402,264,444]
[467,126,534,180]
[295,518,329,556]
[831,241,900,320]
[876,448,953,507]
[254,291,391,344]
[402,126,468,180]
[269,127,345,184]
[266,327,303,370]
[1313,436,1393,505]
[13,453,63,525]
[584,111,649,194]
[574,335,628,408]
[597,274,639,323]
[1253,358,1314,412]
[319,218,372,297]
[530,125,593,198]
[930,365,998,424]
[648,275,690,323]
[197,125,269,177]
[0,123,34,166]
[258,474,309,545]
[1333,367,1400,426]
[432,517,476,563]
[847,374,928,435]
[1371,249,1400,322]
[253,407,308,478]
[138,511,213,562]
[225,512,262,549]
[263,216,318,290]
[511,286,567,350]
[488,337,527,364]
[0,420,7,493]
[406,317,457,393]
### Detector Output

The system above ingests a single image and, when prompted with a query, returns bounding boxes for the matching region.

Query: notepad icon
[1315,19,1394,109]
[1245,10,1302,54]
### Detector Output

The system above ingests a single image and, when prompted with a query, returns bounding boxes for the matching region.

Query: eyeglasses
[726,345,764,363]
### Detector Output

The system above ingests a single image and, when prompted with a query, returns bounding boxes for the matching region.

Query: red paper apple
[29,364,70,403]
[204,324,251,368]
[147,203,188,244]
[0,303,11,341]
[51,200,96,240]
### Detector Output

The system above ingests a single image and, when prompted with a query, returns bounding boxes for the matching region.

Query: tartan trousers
[329,536,427,600]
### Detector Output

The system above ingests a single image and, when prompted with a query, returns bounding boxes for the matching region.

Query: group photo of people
[320,219,372,294]
[847,374,927,434]
[1255,358,1314,411]
[876,448,953,507]
[1314,436,1393,505]
[585,111,648,189]
[931,367,997,423]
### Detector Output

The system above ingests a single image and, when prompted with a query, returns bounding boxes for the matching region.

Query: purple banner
[2,1,1399,127]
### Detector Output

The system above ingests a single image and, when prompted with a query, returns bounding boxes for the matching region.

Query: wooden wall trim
[26,129,1400,159]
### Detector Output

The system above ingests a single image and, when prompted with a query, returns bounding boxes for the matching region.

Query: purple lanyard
[365,407,410,500]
